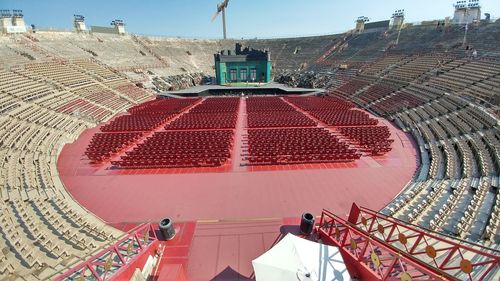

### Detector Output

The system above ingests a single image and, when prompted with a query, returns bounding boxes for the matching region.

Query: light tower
[11,10,26,32]
[0,10,12,34]
[1,9,27,34]
[391,9,405,45]
[111,19,125,35]
[211,0,229,40]
[453,0,481,24]
[355,16,369,33]
[73,15,87,33]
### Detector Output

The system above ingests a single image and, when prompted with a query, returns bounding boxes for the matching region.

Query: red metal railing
[54,223,159,281]
[318,204,500,280]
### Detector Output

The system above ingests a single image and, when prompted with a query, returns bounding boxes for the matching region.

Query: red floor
[57,99,419,280]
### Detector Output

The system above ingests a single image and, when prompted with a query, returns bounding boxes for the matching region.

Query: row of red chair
[165,98,240,130]
[309,110,378,126]
[166,113,237,130]
[247,127,360,165]
[99,98,199,132]
[85,132,143,162]
[246,97,318,128]
[247,111,315,128]
[189,97,240,113]
[339,126,394,155]
[112,158,226,168]
[112,130,233,168]
[246,97,296,112]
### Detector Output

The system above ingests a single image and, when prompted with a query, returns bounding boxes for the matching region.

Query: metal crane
[211,0,229,39]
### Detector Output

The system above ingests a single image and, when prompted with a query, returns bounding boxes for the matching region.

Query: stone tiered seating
[361,54,406,76]
[386,54,452,82]
[114,84,152,102]
[0,70,55,103]
[330,79,369,97]
[356,83,396,105]
[382,90,500,245]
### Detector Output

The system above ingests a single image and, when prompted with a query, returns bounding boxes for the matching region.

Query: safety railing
[55,223,159,281]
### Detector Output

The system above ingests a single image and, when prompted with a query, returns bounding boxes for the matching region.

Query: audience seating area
[102,98,197,132]
[286,96,393,155]
[113,130,233,168]
[327,51,500,248]
[329,79,370,97]
[105,97,239,168]
[246,128,360,165]
[166,97,239,130]
[339,126,393,155]
[85,132,143,162]
[246,97,315,128]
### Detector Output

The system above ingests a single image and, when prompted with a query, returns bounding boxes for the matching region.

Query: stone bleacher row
[329,79,369,97]
[381,95,499,246]
[0,50,160,279]
[0,96,123,279]
[356,84,396,106]
[20,60,153,122]
[337,51,500,247]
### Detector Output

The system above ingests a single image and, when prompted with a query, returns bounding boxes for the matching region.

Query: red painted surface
[57,99,419,280]
[156,264,186,281]
[58,116,417,224]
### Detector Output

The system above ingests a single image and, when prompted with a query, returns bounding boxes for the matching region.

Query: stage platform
[159,83,324,97]
[58,113,417,224]
[57,96,419,280]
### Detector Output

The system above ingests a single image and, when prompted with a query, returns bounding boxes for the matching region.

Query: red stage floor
[57,98,419,280]
[58,114,417,224]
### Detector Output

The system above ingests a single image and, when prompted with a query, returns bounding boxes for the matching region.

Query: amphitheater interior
[0,21,499,280]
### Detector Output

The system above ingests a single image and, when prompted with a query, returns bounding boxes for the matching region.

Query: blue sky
[3,0,500,38]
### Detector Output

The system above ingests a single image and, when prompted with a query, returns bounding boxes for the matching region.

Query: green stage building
[214,43,272,85]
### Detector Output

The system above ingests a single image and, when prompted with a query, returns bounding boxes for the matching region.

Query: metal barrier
[318,203,499,280]
[55,223,159,281]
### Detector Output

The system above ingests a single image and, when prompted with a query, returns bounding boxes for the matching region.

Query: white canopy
[252,233,351,281]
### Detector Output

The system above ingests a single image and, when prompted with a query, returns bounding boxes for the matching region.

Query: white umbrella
[252,233,351,281]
